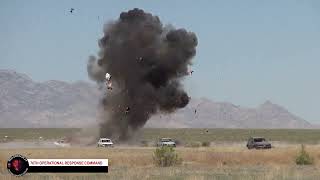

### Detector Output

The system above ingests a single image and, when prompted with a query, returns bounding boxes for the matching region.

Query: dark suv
[246,137,271,149]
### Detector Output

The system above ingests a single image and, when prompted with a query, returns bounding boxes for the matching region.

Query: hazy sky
[1,0,320,123]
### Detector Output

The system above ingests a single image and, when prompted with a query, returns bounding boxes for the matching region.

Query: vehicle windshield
[101,139,110,142]
[161,139,172,142]
[253,138,266,142]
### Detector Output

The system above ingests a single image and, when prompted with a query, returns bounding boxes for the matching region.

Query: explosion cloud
[87,8,198,141]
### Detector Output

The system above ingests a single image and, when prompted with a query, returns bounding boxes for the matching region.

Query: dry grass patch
[1,146,320,179]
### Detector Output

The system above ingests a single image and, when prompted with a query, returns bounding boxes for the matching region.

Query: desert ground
[1,128,320,180]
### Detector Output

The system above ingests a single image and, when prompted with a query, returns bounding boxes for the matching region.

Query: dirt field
[1,128,320,179]
[1,145,320,179]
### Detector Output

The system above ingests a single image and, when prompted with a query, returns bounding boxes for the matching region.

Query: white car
[157,138,176,147]
[54,139,71,147]
[97,138,113,147]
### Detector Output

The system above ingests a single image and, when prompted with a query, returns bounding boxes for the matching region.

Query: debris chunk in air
[105,73,111,81]
[106,81,113,90]
[125,107,130,114]
[105,73,112,90]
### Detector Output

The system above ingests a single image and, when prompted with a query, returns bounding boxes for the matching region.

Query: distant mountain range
[0,69,314,128]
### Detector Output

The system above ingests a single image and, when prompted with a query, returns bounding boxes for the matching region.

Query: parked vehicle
[246,137,272,149]
[97,138,114,147]
[157,138,176,147]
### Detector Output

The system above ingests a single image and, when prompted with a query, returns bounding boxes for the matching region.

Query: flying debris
[105,73,111,81]
[105,73,112,90]
[125,107,130,114]
[137,57,143,62]
[194,101,205,118]
[70,8,74,13]
[106,82,113,90]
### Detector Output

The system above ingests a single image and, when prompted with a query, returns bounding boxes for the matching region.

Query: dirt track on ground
[0,139,315,149]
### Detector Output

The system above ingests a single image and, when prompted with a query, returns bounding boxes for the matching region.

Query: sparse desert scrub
[201,141,210,147]
[1,146,320,169]
[295,144,314,165]
[1,146,320,179]
[153,146,182,167]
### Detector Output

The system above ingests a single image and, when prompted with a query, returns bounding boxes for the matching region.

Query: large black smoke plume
[87,8,198,141]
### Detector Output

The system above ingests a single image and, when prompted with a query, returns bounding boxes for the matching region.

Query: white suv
[157,138,176,147]
[97,138,114,147]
